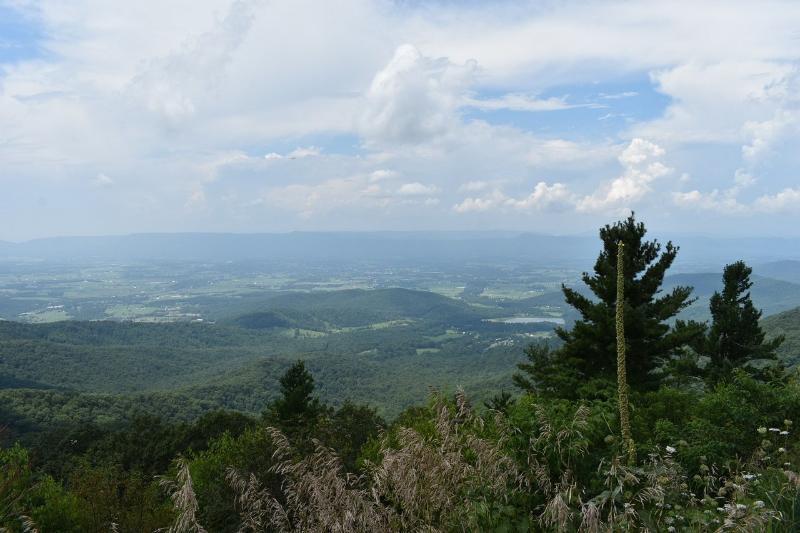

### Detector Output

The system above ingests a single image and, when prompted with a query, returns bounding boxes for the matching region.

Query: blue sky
[1,0,800,240]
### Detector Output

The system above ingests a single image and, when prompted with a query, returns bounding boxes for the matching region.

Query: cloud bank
[1,0,800,238]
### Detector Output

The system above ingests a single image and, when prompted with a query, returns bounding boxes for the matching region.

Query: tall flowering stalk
[616,242,635,465]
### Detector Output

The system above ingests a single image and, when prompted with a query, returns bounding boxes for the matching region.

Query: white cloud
[3,0,800,238]
[264,146,321,160]
[358,44,476,147]
[453,190,507,213]
[92,173,114,187]
[287,146,321,159]
[671,168,796,214]
[754,188,800,212]
[369,169,398,182]
[454,181,573,213]
[505,182,573,210]
[671,189,748,213]
[458,180,489,192]
[463,93,595,112]
[577,138,671,213]
[397,182,439,196]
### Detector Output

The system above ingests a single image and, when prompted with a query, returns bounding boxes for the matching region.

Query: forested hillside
[0,287,557,436]
[763,306,800,367]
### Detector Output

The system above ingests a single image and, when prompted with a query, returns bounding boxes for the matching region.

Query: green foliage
[4,220,800,530]
[763,306,800,367]
[267,360,322,422]
[705,260,785,383]
[0,287,539,433]
[516,214,706,397]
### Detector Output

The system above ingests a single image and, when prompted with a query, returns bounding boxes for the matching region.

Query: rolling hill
[663,273,800,321]
[762,306,800,367]
[0,287,550,433]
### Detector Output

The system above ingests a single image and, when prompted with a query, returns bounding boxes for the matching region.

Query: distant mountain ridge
[3,232,800,269]
[663,273,800,321]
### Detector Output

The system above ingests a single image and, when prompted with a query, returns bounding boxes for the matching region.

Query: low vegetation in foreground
[2,214,800,532]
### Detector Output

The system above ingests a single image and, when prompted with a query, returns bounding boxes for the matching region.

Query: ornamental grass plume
[160,457,207,533]
[616,241,635,465]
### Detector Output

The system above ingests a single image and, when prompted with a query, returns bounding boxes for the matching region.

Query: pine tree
[706,261,784,383]
[516,214,705,397]
[269,360,322,422]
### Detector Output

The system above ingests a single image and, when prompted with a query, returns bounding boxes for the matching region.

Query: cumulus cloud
[369,169,398,182]
[454,181,573,213]
[671,168,799,214]
[397,182,439,196]
[673,185,800,214]
[754,188,800,212]
[672,189,748,213]
[264,146,321,160]
[577,138,671,213]
[453,190,508,213]
[505,182,573,210]
[358,44,476,146]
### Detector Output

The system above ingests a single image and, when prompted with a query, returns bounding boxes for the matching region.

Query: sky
[1,0,800,241]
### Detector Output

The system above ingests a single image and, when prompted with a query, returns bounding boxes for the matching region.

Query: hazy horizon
[9,227,800,244]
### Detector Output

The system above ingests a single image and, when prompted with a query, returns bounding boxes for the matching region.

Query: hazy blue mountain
[664,273,800,321]
[3,232,800,269]
[0,232,596,266]
[754,260,800,285]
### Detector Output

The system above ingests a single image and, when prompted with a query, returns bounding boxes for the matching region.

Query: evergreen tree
[516,214,705,397]
[705,261,784,383]
[268,360,322,422]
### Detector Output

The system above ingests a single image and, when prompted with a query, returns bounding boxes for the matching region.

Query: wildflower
[743,473,756,481]
[604,434,616,444]
[769,427,781,433]
[781,430,789,436]
[785,419,793,427]
[754,500,765,509]
[736,503,746,511]
[666,445,677,454]
[667,527,676,533]
[779,447,786,453]
[757,427,767,434]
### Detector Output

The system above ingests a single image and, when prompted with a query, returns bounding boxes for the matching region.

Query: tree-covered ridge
[0,285,573,434]
[763,306,800,367]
